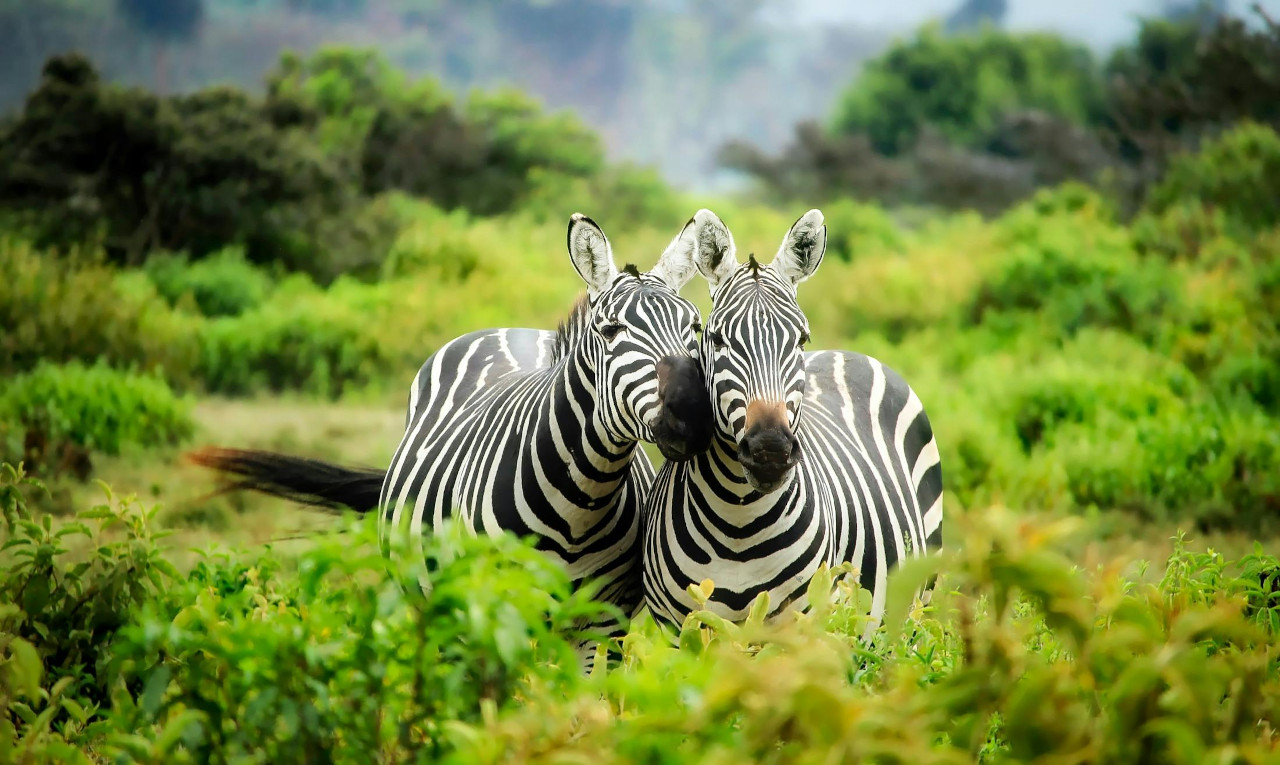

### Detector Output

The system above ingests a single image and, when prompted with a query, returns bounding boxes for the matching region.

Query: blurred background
[1,0,1278,554]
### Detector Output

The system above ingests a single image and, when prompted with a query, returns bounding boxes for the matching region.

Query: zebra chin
[737,416,803,494]
[650,355,714,462]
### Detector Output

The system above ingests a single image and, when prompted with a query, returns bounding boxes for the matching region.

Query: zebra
[190,212,716,663]
[641,208,944,633]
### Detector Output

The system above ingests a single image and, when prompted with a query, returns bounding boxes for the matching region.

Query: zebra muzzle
[652,355,714,461]
[738,402,802,491]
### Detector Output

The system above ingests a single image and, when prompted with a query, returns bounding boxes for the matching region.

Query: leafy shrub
[1,465,179,754]
[196,279,395,398]
[968,199,1177,339]
[1054,403,1280,530]
[0,362,193,478]
[380,203,484,282]
[144,247,274,317]
[4,469,1279,762]
[819,198,905,261]
[450,508,1280,764]
[1144,122,1280,237]
[0,237,199,380]
[521,164,686,234]
[104,519,609,762]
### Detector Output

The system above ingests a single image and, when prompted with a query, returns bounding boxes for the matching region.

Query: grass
[31,395,1274,585]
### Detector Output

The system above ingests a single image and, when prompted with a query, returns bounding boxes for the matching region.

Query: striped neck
[695,432,798,511]
[524,333,639,513]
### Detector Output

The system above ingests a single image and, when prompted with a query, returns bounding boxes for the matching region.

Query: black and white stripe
[642,209,944,630]
[188,213,715,668]
[379,213,711,653]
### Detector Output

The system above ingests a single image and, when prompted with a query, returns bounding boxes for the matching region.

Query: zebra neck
[533,353,637,509]
[695,434,799,511]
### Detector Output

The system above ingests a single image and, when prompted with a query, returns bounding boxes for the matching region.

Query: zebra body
[377,213,712,638]
[380,323,655,615]
[642,209,943,629]
[644,349,943,625]
[189,213,714,662]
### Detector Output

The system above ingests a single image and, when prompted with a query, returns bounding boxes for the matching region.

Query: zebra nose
[652,355,713,461]
[740,425,799,467]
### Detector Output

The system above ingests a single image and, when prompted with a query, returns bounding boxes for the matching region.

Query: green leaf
[141,665,172,717]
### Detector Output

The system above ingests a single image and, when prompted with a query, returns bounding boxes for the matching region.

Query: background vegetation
[2,2,1279,761]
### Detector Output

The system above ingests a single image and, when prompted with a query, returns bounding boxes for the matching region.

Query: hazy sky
[781,0,1280,49]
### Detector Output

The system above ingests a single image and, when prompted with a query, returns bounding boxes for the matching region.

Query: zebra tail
[185,447,385,513]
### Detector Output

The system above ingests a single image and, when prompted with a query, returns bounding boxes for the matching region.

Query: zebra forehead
[600,278,693,318]
[712,271,803,323]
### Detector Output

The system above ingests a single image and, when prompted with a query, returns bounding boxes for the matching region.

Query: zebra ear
[686,208,737,292]
[651,211,703,291]
[771,209,827,287]
[567,213,619,298]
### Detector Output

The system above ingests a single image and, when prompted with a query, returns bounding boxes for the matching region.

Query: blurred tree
[1103,8,1280,203]
[831,25,1105,156]
[115,0,206,92]
[0,54,346,269]
[945,0,1008,33]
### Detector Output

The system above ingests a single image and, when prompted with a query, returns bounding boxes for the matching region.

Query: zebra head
[567,213,714,462]
[693,208,827,493]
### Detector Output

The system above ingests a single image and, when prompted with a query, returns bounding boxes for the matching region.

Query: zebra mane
[552,266,645,363]
[746,253,763,277]
[553,294,592,363]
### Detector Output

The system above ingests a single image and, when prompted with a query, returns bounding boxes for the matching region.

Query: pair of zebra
[191,208,943,658]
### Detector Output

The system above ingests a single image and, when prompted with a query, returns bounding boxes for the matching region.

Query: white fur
[567,213,619,298]
[771,209,827,287]
[688,208,738,292]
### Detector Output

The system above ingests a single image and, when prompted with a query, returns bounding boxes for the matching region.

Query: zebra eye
[691,320,702,336]
[599,323,625,342]
[798,330,810,350]
[706,329,726,349]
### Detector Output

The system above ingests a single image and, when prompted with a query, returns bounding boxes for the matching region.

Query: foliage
[195,278,395,399]
[8,471,1277,762]
[1,464,178,759]
[2,468,1280,762]
[0,54,348,272]
[0,362,194,479]
[1104,10,1280,192]
[144,247,275,317]
[1145,122,1280,238]
[831,24,1105,156]
[0,237,198,380]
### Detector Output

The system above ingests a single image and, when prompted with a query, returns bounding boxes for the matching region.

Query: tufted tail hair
[185,446,385,513]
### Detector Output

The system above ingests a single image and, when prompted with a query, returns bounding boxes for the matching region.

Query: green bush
[144,247,274,317]
[819,198,906,262]
[0,362,193,477]
[0,237,199,380]
[106,520,609,762]
[1145,122,1280,237]
[3,468,1278,762]
[1052,403,1280,530]
[968,199,1177,340]
[196,278,395,398]
[1,466,179,753]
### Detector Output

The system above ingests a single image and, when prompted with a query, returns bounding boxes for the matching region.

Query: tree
[830,25,1105,156]
[945,0,1008,33]
[0,54,346,269]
